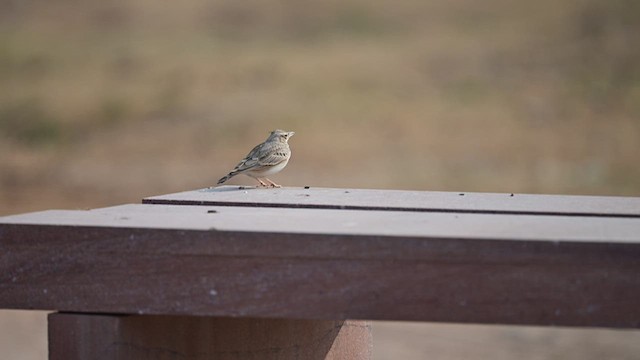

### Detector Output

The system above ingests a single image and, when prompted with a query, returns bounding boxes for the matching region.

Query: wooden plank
[1,204,639,243]
[143,186,640,218]
[2,205,640,328]
[49,313,371,360]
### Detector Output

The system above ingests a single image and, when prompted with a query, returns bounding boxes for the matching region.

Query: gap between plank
[141,199,640,219]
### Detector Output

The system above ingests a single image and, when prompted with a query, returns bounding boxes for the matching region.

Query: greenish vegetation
[0,99,61,146]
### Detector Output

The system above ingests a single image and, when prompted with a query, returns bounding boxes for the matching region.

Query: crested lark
[217,129,294,188]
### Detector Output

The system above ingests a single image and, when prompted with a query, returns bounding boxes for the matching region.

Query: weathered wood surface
[144,186,640,217]
[49,313,371,360]
[2,188,640,327]
[1,204,640,242]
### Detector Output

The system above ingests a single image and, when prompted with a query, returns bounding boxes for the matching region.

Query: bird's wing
[229,141,289,174]
[256,142,290,166]
[229,142,270,172]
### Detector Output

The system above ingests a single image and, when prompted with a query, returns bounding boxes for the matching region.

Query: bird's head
[270,129,295,143]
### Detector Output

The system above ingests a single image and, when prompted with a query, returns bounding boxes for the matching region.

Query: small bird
[217,129,294,188]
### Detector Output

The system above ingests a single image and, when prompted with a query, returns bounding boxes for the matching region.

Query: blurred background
[1,0,639,358]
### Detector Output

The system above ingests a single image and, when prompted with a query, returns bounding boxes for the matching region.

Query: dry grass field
[1,0,639,358]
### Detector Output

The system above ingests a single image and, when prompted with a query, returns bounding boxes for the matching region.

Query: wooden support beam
[48,313,371,360]
[1,206,640,327]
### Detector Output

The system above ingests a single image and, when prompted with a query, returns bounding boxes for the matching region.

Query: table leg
[48,313,372,359]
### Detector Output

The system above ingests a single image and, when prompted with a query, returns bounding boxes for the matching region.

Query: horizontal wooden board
[143,186,640,218]
[2,204,640,328]
[2,204,640,243]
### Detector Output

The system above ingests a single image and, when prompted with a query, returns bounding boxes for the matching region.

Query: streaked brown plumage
[217,129,294,188]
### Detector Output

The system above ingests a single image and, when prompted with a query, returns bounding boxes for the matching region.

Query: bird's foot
[255,179,269,188]
[264,178,281,188]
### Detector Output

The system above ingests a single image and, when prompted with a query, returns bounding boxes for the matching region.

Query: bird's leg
[255,178,269,187]
[264,178,282,188]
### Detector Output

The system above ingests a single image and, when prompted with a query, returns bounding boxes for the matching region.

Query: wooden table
[2,186,640,359]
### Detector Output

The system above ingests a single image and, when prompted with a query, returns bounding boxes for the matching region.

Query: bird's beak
[288,132,295,137]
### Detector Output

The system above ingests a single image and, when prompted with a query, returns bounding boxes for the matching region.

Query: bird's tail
[217,172,237,185]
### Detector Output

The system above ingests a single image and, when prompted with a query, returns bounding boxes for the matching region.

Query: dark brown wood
[48,313,372,360]
[2,205,640,327]
[143,186,640,218]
